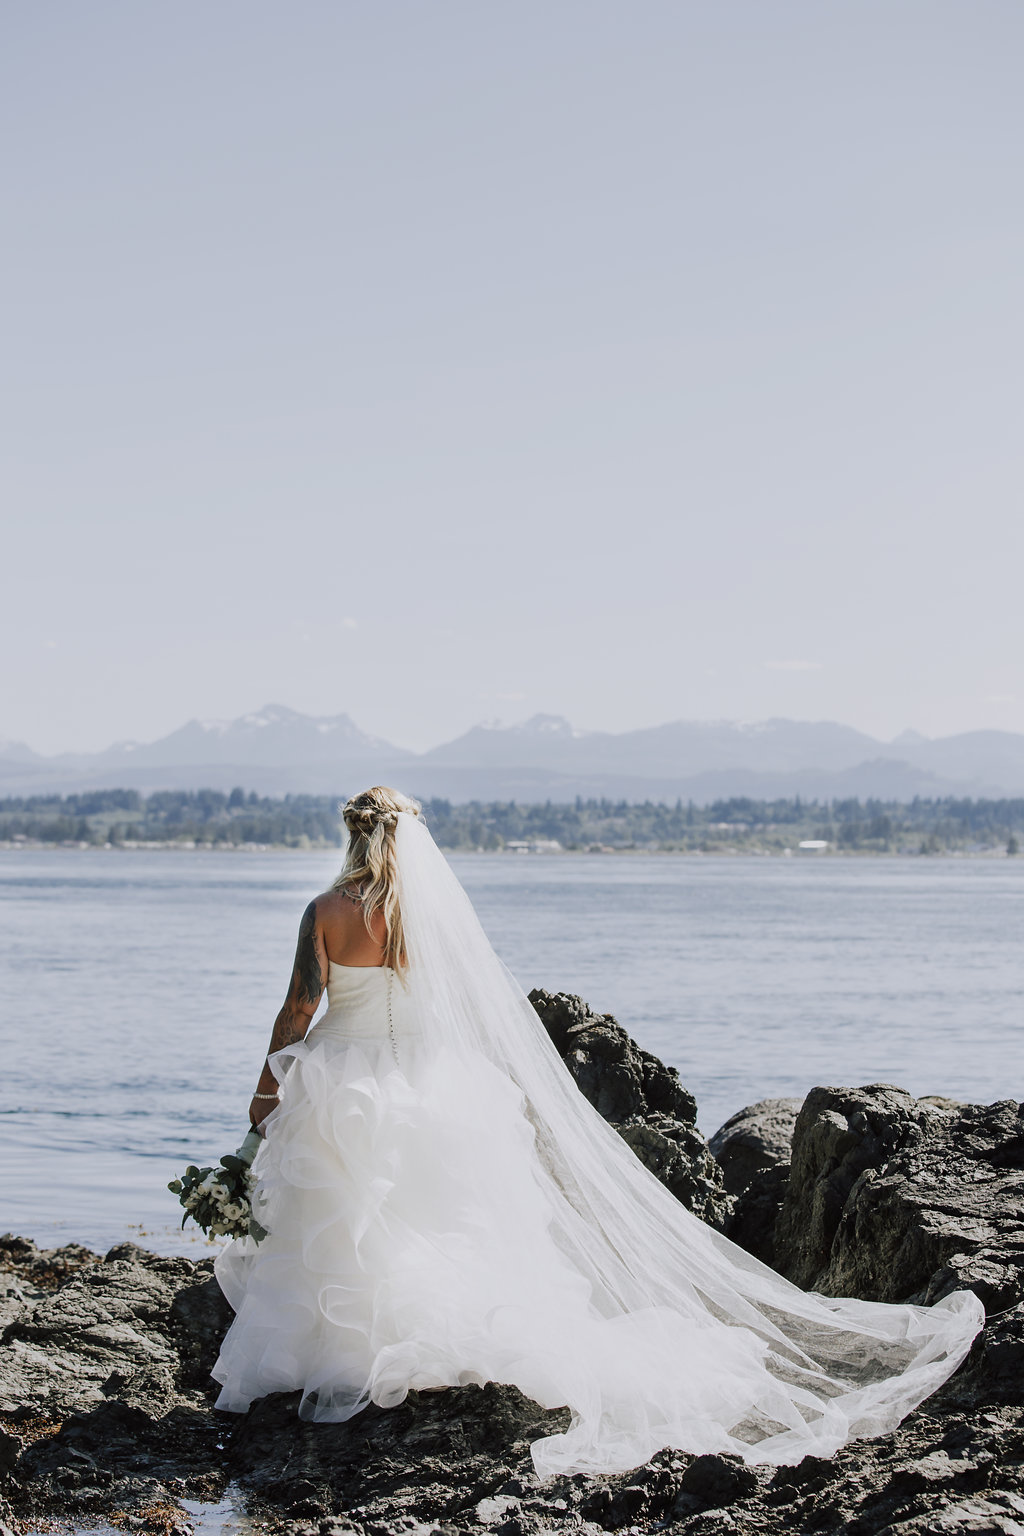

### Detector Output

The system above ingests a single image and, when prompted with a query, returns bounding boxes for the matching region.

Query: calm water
[2,849,1022,1256]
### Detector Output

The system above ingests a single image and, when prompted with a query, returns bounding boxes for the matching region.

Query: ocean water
[1,848,1022,1257]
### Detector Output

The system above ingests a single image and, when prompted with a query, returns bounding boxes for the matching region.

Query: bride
[212,787,984,1479]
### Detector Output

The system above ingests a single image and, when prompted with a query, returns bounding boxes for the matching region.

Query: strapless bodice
[307,962,422,1043]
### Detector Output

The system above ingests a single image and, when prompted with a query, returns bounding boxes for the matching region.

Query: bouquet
[168,1127,269,1242]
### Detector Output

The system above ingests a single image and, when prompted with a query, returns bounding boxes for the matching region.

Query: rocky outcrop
[763,1085,1024,1314]
[2,1230,1024,1536]
[3,1009,1024,1536]
[529,988,729,1226]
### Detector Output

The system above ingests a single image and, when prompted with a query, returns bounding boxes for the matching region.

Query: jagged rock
[4,1021,1024,1536]
[769,1087,1024,1313]
[817,1098,1024,1312]
[708,1097,802,1198]
[528,988,698,1124]
[771,1083,936,1290]
[616,1116,729,1223]
[0,1230,1020,1536]
[0,1232,94,1273]
[529,988,729,1225]
[0,1238,206,1419]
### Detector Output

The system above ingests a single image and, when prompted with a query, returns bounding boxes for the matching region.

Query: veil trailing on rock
[393,812,984,1478]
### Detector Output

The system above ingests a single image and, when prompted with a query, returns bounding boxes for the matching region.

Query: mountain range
[4,704,1024,804]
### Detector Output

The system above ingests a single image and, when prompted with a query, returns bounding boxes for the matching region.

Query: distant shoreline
[1,841,1019,859]
[4,789,1023,857]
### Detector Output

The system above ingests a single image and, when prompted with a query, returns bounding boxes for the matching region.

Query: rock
[882,1493,1024,1534]
[709,1097,802,1264]
[0,1428,19,1476]
[529,989,699,1124]
[722,1163,790,1266]
[529,988,729,1225]
[0,1239,208,1420]
[708,1098,802,1198]
[616,1116,730,1225]
[768,1088,1024,1313]
[677,1453,760,1506]
[962,1303,1024,1408]
[168,1274,234,1389]
[0,1232,98,1292]
[474,1492,520,1524]
[820,1098,1024,1312]
[771,1083,934,1290]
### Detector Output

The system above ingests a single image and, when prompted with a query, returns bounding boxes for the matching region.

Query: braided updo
[332,786,421,969]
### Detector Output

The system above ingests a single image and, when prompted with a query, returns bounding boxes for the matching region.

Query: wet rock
[529,989,729,1224]
[0,1232,99,1291]
[708,1098,802,1198]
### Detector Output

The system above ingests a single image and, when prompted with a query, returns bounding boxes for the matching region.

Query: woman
[212,787,984,1479]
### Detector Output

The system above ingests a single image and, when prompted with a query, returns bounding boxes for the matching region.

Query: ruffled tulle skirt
[212,1025,982,1478]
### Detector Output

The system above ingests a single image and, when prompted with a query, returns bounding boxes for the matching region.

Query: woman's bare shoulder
[316,885,386,963]
[314,887,361,925]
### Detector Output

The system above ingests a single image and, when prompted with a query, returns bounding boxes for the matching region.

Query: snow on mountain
[419,714,601,770]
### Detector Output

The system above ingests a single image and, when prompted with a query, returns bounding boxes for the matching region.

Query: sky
[3,3,1023,755]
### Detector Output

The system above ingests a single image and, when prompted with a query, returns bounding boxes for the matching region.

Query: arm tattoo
[295,900,323,1006]
[275,1005,309,1046]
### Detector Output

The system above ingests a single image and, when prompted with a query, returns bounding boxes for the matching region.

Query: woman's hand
[248,1091,278,1134]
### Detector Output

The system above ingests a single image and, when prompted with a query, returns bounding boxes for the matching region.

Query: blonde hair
[332,786,422,970]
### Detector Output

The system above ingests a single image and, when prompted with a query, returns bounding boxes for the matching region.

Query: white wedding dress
[212,815,984,1479]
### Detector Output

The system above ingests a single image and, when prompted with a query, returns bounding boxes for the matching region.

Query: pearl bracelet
[252,1091,279,1100]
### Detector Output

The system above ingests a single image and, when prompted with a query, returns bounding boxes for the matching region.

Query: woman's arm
[248,898,328,1131]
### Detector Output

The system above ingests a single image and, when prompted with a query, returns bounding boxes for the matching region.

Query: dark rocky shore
[3,991,1023,1536]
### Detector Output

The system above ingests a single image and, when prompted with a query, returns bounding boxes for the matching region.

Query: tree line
[2,788,1024,853]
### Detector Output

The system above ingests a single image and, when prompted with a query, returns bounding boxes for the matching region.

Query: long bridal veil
[393,812,983,1478]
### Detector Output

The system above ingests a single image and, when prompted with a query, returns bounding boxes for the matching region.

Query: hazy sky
[4,4,1023,754]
